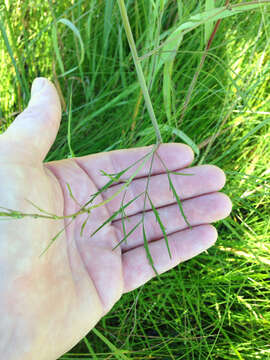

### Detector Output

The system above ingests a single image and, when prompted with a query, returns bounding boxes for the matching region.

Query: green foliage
[53,18,85,77]
[205,0,215,44]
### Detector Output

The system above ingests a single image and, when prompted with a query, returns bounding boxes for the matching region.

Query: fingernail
[31,78,46,94]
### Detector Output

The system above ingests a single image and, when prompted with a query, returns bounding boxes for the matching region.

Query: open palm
[0,78,232,360]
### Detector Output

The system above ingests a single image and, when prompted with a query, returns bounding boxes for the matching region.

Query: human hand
[0,78,232,360]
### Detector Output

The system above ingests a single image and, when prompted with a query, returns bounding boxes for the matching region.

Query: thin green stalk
[140,148,161,274]
[92,328,130,360]
[67,86,75,158]
[117,0,162,144]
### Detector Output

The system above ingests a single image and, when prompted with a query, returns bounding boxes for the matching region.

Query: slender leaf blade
[92,328,129,360]
[205,0,215,45]
[92,192,144,237]
[52,24,65,74]
[148,194,172,259]
[66,182,80,206]
[163,61,173,123]
[113,219,143,250]
[80,215,89,237]
[40,220,72,257]
[169,171,194,176]
[143,223,159,276]
[67,88,75,158]
[168,173,192,229]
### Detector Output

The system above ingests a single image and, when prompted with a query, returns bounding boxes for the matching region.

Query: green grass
[1,0,270,359]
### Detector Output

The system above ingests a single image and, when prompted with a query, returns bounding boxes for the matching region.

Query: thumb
[4,77,62,162]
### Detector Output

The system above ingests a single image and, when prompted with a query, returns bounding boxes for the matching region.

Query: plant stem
[117,0,162,144]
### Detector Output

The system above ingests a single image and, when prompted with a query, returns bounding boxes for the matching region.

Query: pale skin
[0,78,232,360]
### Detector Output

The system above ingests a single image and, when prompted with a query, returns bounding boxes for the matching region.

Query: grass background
[1,0,270,359]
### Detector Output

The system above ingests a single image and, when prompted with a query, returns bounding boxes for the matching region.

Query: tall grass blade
[159,30,183,69]
[1,5,29,98]
[0,18,28,98]
[103,0,114,58]
[92,328,129,360]
[163,61,173,124]
[67,87,75,158]
[170,127,200,156]
[52,24,65,74]
[53,18,85,78]
[117,0,162,143]
[83,337,98,359]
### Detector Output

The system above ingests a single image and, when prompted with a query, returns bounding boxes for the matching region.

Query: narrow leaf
[66,183,80,206]
[143,223,159,276]
[190,4,265,24]
[67,88,75,158]
[163,61,173,123]
[117,0,163,143]
[161,30,183,65]
[171,128,200,156]
[58,18,85,66]
[52,24,65,74]
[99,169,121,182]
[205,0,215,45]
[103,0,114,57]
[40,220,72,257]
[121,191,128,243]
[54,18,85,78]
[80,215,89,237]
[0,207,24,219]
[25,199,57,218]
[169,171,194,176]
[92,328,129,360]
[91,192,144,237]
[0,16,28,96]
[113,220,143,250]
[148,194,172,259]
[163,125,200,156]
[83,337,98,360]
[168,173,192,229]
[85,148,153,208]
[121,205,127,243]
[86,178,115,206]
